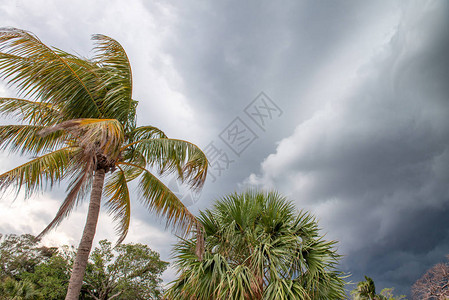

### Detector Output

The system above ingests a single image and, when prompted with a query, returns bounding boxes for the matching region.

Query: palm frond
[37,156,94,239]
[121,145,146,168]
[168,240,258,300]
[0,97,62,125]
[40,118,124,160]
[92,34,135,129]
[126,126,167,142]
[132,138,208,190]
[117,158,145,181]
[0,27,101,119]
[0,124,65,155]
[0,146,78,197]
[104,165,131,245]
[138,168,202,240]
[264,279,308,300]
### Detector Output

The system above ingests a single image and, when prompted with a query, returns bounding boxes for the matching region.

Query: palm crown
[0,28,208,298]
[167,191,346,299]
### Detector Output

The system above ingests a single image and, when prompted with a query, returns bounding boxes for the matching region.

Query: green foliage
[351,276,406,300]
[0,234,168,300]
[166,190,347,300]
[352,276,377,300]
[379,288,406,300]
[83,240,168,300]
[0,234,69,299]
[0,277,42,300]
[0,234,57,280]
[20,255,70,300]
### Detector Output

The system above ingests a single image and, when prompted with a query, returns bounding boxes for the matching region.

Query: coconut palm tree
[0,28,208,299]
[166,190,346,300]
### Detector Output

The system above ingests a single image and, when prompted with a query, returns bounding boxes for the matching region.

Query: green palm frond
[133,138,208,190]
[0,278,42,299]
[117,158,145,181]
[0,146,78,197]
[0,124,65,154]
[121,144,146,167]
[0,97,61,125]
[92,34,135,129]
[138,168,201,237]
[264,279,308,300]
[127,125,168,142]
[168,240,230,299]
[104,165,131,245]
[168,241,258,300]
[0,27,101,119]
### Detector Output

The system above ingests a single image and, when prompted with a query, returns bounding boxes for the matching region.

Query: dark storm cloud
[156,1,404,206]
[248,1,449,295]
[1,0,448,293]
[163,1,390,120]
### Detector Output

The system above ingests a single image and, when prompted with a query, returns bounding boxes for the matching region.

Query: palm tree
[0,28,208,299]
[351,276,395,300]
[352,276,377,300]
[0,278,42,300]
[166,190,346,299]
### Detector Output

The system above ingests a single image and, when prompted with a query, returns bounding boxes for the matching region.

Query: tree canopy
[166,190,346,299]
[83,240,168,300]
[412,256,449,300]
[0,233,168,300]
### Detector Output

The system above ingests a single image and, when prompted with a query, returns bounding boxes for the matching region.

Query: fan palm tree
[0,28,208,299]
[166,190,346,299]
[0,278,42,300]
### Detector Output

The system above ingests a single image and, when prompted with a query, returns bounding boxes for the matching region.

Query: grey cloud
[162,1,397,126]
[1,0,448,293]
[247,1,449,295]
[158,1,406,209]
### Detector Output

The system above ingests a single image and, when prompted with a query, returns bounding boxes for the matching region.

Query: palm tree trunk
[65,168,106,300]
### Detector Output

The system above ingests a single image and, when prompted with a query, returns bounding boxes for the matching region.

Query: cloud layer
[247,1,449,294]
[0,0,448,295]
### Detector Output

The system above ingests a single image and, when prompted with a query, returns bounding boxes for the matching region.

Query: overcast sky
[1,0,448,296]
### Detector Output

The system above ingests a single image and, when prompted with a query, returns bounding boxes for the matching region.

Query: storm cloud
[0,0,448,295]
[247,1,449,294]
